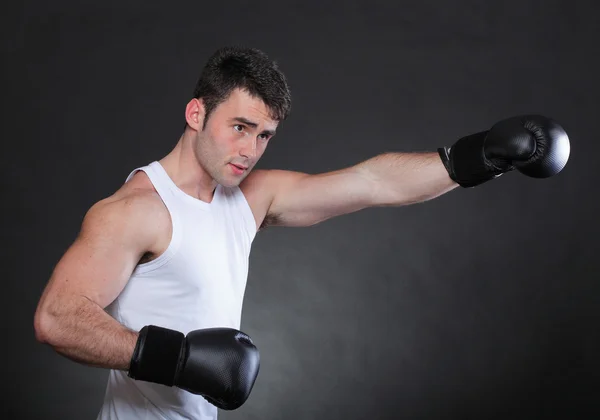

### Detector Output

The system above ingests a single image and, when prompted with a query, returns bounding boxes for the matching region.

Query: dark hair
[190,46,292,129]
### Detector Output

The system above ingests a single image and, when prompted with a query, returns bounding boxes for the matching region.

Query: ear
[185,98,206,131]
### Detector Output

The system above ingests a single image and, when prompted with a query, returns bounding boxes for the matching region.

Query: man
[33,46,569,420]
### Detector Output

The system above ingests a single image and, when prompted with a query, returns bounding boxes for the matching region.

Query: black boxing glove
[438,115,571,187]
[128,326,260,410]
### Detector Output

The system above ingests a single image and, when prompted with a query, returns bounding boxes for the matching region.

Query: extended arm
[356,151,458,206]
[255,115,569,228]
[257,152,455,228]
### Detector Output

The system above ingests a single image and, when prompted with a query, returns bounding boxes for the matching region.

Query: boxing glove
[128,326,260,410]
[438,115,571,187]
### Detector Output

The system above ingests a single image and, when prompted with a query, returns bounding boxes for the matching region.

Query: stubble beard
[194,131,251,188]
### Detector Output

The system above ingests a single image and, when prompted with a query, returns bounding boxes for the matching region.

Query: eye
[258,133,270,141]
[234,124,244,133]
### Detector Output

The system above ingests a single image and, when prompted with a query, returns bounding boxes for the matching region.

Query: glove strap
[439,130,503,188]
[128,325,185,387]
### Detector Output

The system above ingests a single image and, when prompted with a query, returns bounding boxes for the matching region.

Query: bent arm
[34,192,161,370]
[34,269,138,371]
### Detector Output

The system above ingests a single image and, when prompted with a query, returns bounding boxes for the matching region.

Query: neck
[159,130,217,203]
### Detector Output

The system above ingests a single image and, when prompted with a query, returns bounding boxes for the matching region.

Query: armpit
[259,212,282,231]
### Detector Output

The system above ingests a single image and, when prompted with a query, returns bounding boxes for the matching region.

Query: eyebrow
[232,117,276,136]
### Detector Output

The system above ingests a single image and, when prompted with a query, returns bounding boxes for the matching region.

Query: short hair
[190,46,292,129]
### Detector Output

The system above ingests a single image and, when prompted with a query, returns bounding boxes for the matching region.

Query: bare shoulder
[94,171,164,215]
[37,171,171,312]
[82,170,170,246]
[239,169,309,230]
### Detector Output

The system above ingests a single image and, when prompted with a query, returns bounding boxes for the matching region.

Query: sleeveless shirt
[97,161,257,420]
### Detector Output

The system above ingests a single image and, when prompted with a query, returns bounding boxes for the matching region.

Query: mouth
[229,163,248,175]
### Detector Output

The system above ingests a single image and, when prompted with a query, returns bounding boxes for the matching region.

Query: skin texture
[33,87,458,372]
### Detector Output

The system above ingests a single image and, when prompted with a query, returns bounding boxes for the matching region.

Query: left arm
[258,152,457,228]
[247,114,569,229]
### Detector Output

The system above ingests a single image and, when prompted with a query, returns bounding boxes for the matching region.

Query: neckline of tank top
[149,161,220,210]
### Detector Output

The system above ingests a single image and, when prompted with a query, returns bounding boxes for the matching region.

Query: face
[190,89,278,188]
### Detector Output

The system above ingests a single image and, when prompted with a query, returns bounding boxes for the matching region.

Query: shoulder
[96,171,164,216]
[239,169,274,197]
[81,171,169,241]
[238,169,274,231]
[239,169,309,230]
[240,168,308,196]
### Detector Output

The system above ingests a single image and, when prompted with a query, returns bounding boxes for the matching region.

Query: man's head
[184,47,292,187]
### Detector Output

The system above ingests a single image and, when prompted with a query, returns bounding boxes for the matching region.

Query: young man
[33,46,570,420]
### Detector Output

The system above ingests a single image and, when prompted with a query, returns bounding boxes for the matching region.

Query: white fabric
[97,161,257,420]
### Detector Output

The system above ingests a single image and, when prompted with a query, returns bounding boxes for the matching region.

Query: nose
[239,136,257,159]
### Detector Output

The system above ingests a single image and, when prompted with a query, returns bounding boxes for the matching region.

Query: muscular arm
[36,293,138,370]
[34,191,163,370]
[251,152,457,228]
[356,151,458,206]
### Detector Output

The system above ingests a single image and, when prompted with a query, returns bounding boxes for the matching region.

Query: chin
[218,175,245,188]
[219,180,239,188]
[214,164,251,188]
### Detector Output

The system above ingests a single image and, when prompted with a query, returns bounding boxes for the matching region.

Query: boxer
[34,46,569,420]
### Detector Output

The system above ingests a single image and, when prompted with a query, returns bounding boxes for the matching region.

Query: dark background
[4,1,599,419]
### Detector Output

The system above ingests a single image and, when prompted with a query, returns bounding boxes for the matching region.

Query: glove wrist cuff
[441,130,503,188]
[128,325,186,387]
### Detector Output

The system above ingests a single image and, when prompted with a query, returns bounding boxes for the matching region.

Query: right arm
[33,187,261,410]
[33,191,163,371]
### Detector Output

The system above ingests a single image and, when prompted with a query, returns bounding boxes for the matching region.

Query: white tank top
[97,161,257,420]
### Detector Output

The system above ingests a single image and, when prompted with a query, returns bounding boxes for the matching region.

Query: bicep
[48,226,138,309]
[38,196,159,311]
[266,166,377,228]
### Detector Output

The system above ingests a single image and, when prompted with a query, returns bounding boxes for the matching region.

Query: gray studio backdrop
[4,1,599,419]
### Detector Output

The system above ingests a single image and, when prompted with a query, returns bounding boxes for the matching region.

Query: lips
[231,164,248,170]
